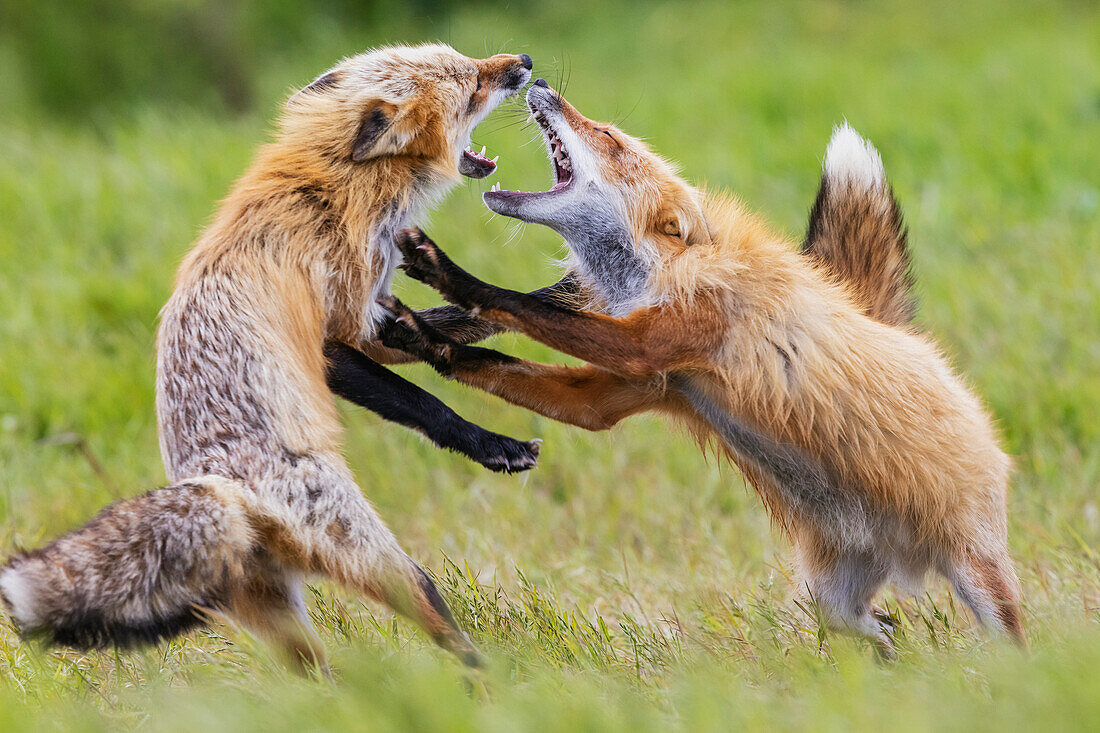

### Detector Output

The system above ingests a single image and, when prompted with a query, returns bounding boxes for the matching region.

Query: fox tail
[0,476,254,649]
[803,123,916,328]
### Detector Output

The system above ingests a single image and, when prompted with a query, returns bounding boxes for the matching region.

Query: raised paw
[473,434,542,474]
[395,228,451,292]
[377,295,452,368]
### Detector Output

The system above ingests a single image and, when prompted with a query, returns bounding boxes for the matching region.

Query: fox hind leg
[796,542,896,659]
[944,549,1026,648]
[257,471,483,668]
[227,556,329,677]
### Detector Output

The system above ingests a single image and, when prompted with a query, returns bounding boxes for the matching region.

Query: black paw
[472,434,542,474]
[395,228,451,292]
[377,295,452,368]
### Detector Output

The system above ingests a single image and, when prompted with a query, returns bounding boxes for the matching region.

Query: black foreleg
[323,342,539,473]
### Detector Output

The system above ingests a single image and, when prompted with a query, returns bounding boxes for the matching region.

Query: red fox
[0,45,536,672]
[377,80,1025,656]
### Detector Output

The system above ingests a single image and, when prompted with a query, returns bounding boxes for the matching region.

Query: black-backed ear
[303,71,340,95]
[351,101,413,162]
[287,71,341,106]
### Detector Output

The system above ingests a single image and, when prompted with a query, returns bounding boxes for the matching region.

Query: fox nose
[533,78,548,88]
[519,54,533,71]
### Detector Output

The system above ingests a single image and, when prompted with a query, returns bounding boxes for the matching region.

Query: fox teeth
[490,182,500,192]
[479,146,486,157]
[490,155,499,164]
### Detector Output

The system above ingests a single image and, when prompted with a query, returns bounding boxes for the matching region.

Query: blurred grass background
[0,0,1098,730]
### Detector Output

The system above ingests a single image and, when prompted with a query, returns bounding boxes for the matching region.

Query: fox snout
[527,78,563,114]
[477,53,533,95]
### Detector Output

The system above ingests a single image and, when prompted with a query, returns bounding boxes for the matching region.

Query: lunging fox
[379,79,1025,655]
[0,45,537,671]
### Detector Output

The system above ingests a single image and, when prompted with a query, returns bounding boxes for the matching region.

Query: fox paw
[472,434,541,473]
[870,605,899,630]
[396,228,451,292]
[377,295,453,368]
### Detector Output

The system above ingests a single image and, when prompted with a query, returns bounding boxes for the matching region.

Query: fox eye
[476,79,482,92]
[595,127,619,146]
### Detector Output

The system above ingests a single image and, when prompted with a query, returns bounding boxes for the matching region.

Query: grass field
[1,0,1099,729]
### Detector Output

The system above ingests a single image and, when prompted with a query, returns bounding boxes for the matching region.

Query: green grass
[1,0,1099,729]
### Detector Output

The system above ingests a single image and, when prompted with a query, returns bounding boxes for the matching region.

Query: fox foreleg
[354,274,580,365]
[394,228,714,377]
[323,342,540,473]
[377,296,666,431]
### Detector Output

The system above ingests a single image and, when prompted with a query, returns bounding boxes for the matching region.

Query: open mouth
[459,146,498,179]
[484,102,574,202]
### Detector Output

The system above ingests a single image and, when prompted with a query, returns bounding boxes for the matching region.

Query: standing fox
[0,45,537,671]
[379,79,1025,655]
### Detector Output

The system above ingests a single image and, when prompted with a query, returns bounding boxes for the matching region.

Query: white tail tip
[0,566,41,630]
[824,122,885,190]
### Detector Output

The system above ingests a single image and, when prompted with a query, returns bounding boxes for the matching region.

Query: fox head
[484,79,709,314]
[280,44,531,189]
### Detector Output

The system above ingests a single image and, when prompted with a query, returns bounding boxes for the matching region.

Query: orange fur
[389,84,1025,653]
[2,45,532,671]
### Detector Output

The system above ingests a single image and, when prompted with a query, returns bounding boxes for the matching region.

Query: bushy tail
[0,476,254,649]
[802,123,916,328]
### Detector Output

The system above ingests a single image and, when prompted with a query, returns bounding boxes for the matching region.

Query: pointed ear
[287,71,341,106]
[659,194,710,247]
[351,101,414,162]
[301,71,341,96]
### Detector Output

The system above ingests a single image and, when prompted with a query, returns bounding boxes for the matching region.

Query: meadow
[1,0,1098,729]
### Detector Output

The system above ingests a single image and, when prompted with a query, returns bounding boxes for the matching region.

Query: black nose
[533,78,548,88]
[519,54,533,71]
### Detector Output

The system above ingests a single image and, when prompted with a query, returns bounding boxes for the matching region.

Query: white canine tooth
[490,155,499,164]
[480,146,486,157]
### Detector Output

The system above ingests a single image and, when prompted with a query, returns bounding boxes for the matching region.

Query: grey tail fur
[0,477,254,650]
[803,123,917,328]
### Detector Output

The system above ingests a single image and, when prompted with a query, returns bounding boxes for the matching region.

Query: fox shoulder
[802,124,916,328]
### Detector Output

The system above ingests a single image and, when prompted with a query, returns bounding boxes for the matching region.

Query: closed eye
[595,127,621,148]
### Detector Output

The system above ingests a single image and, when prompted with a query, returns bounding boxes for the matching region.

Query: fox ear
[351,101,413,162]
[301,71,341,96]
[660,196,710,247]
[287,71,341,106]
